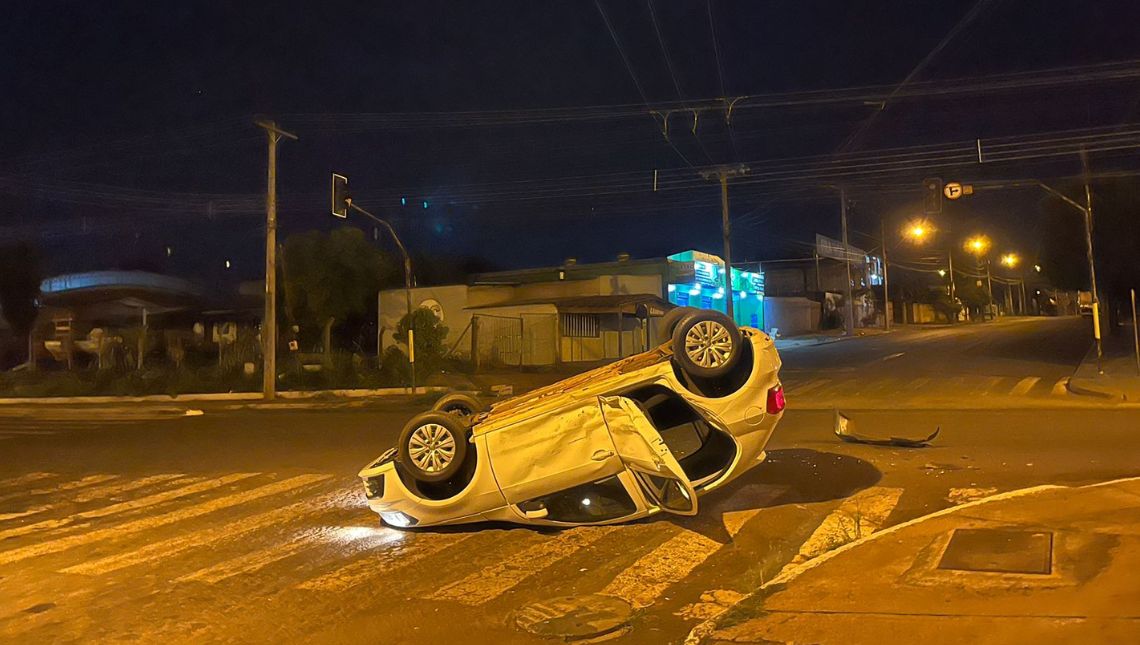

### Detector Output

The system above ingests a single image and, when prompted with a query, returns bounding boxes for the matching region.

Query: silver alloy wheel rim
[408,423,457,473]
[684,320,734,368]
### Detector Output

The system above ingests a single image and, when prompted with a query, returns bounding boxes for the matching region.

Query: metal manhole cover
[938,528,1053,574]
[515,594,632,640]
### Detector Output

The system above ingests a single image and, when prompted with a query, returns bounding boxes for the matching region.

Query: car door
[598,395,699,516]
[485,399,625,517]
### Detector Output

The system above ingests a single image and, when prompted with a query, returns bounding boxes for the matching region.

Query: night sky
[3,1,1140,288]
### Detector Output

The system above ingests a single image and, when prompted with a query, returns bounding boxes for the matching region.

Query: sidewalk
[1067,322,1140,401]
[693,477,1140,644]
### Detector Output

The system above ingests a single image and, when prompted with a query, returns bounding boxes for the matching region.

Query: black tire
[397,412,469,483]
[671,310,743,379]
[658,306,700,341]
[431,393,485,423]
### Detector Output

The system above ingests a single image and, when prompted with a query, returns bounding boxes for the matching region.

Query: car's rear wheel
[671,310,742,379]
[431,393,485,424]
[658,306,700,340]
[397,412,469,483]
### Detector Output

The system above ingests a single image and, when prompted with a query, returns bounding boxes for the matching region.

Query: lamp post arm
[1037,182,1088,215]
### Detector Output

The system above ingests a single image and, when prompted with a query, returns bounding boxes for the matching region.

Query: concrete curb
[682,480,1109,645]
[0,386,447,406]
[1065,377,1126,401]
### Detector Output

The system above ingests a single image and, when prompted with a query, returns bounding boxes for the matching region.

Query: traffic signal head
[331,173,350,218]
[922,178,942,215]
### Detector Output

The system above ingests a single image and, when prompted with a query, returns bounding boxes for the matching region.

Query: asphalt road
[0,316,1135,644]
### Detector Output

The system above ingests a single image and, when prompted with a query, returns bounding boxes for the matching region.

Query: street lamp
[903,218,959,311]
[1000,252,1020,268]
[964,235,994,316]
[902,218,935,244]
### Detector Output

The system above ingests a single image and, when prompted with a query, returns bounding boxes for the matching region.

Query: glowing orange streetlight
[964,235,991,257]
[903,218,935,244]
[1000,252,1020,268]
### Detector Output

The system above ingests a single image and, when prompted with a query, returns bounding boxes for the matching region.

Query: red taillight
[767,386,786,414]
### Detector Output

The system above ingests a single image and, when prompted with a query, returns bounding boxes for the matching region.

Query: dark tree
[0,242,43,363]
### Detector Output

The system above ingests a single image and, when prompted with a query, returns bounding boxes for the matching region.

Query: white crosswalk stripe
[1052,377,1070,396]
[0,475,240,542]
[75,475,229,519]
[297,532,478,593]
[0,474,119,504]
[63,488,344,576]
[0,474,328,566]
[1010,376,1041,396]
[178,533,319,584]
[600,506,768,609]
[72,474,186,503]
[430,526,618,605]
[785,486,903,567]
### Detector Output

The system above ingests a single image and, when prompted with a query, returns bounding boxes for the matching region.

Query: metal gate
[472,314,522,367]
[521,313,557,366]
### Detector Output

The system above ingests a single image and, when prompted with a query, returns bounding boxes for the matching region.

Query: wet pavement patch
[938,528,1053,574]
[515,594,631,640]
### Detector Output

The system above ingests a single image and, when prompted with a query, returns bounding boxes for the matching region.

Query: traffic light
[922,177,942,215]
[331,173,350,218]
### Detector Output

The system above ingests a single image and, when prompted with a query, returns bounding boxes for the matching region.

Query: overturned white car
[359,307,785,528]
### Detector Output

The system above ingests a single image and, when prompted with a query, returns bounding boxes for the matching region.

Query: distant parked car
[358,307,785,529]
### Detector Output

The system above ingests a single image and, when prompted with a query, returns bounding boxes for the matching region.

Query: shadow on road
[407,449,881,541]
[649,449,882,544]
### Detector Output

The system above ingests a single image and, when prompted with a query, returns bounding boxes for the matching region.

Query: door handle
[591,449,615,461]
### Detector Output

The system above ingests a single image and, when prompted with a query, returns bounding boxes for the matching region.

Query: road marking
[297,532,477,593]
[0,474,326,566]
[880,352,905,361]
[0,475,238,544]
[904,377,931,391]
[947,487,998,504]
[64,488,343,576]
[0,507,51,522]
[75,474,233,519]
[72,473,187,503]
[786,486,903,567]
[788,379,828,395]
[1052,377,1069,396]
[601,509,760,609]
[178,534,319,584]
[430,526,617,606]
[978,375,1006,395]
[1009,376,1040,397]
[0,474,120,505]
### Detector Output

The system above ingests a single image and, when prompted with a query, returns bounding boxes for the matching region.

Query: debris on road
[833,410,940,447]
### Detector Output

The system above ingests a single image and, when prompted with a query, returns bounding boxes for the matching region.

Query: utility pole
[255,119,297,400]
[701,165,749,322]
[840,187,855,335]
[1080,148,1103,373]
[947,249,957,305]
[880,219,890,330]
[985,260,994,316]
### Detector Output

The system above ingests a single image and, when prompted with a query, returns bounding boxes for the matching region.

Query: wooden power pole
[700,165,749,321]
[255,120,297,400]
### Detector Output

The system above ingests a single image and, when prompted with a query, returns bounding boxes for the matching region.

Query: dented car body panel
[359,327,783,528]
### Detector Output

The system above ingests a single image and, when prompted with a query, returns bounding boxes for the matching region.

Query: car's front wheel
[671,310,742,379]
[397,412,469,483]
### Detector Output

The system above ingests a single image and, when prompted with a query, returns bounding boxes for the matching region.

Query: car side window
[516,475,637,523]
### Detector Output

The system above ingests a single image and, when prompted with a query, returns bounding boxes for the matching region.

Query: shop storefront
[665,250,765,329]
